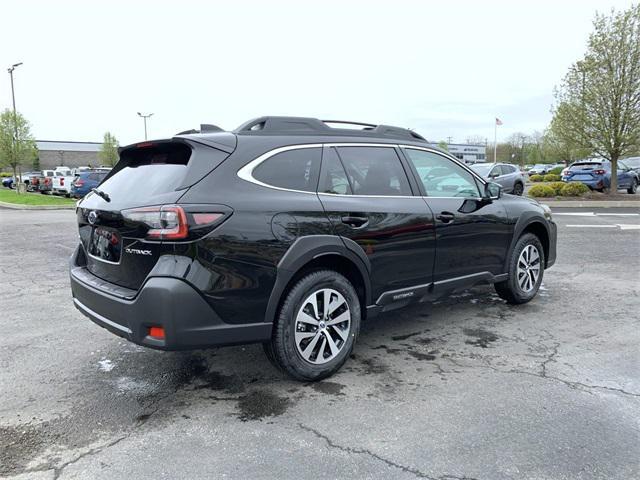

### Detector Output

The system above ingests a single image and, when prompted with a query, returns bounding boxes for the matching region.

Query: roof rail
[233,116,427,142]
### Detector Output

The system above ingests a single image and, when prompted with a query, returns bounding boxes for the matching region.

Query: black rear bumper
[546,221,558,268]
[69,246,272,350]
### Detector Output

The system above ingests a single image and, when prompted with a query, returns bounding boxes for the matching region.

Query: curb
[539,200,640,208]
[0,200,75,210]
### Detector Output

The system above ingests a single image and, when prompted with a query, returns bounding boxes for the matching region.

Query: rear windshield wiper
[92,188,111,202]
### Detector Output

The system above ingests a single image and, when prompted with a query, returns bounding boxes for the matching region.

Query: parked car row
[527,163,565,175]
[2,166,111,198]
[561,159,638,194]
[470,163,526,195]
[445,157,639,195]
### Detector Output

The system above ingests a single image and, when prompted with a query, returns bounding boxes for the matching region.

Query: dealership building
[36,140,102,170]
[427,142,487,164]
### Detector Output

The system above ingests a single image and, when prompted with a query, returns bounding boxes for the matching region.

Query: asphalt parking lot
[1,207,639,480]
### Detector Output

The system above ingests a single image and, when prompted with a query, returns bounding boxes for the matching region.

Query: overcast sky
[1,0,635,146]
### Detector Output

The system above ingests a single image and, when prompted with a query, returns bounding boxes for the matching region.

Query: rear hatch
[77,138,234,290]
[565,162,607,182]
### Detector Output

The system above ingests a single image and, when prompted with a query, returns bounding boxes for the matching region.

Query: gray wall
[38,150,101,170]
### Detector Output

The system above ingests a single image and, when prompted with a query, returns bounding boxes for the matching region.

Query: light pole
[7,62,23,191]
[137,112,153,140]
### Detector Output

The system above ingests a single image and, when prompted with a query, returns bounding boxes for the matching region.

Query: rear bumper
[69,246,272,350]
[546,221,557,268]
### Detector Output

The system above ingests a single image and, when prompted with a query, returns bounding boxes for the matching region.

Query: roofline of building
[36,140,102,145]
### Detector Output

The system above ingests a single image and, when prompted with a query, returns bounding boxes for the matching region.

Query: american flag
[495,118,503,125]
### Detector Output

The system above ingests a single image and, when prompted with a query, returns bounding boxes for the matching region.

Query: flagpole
[493,120,497,163]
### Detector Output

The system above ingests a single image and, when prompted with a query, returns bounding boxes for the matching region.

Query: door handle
[341,215,368,228]
[436,211,455,223]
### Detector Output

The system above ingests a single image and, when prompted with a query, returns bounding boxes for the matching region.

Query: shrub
[549,182,566,195]
[548,166,564,175]
[544,174,562,182]
[529,174,544,182]
[561,182,590,196]
[0,172,12,178]
[528,184,556,197]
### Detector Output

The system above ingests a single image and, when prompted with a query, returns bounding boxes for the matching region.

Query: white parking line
[566,224,640,230]
[566,224,617,228]
[554,212,639,216]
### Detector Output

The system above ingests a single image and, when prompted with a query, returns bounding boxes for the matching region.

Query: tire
[512,182,524,196]
[265,270,361,381]
[495,233,545,304]
[627,179,637,194]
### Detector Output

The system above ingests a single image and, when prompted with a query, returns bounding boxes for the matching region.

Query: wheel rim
[514,183,523,195]
[517,244,541,293]
[294,288,351,365]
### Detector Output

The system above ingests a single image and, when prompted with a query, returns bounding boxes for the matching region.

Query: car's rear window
[570,162,606,170]
[97,142,191,204]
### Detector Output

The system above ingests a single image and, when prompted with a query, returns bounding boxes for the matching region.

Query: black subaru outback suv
[70,116,556,380]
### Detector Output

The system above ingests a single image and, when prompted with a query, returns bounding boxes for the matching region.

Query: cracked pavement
[1,207,639,479]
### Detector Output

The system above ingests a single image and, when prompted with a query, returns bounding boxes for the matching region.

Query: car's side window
[404,148,481,198]
[319,147,352,195]
[335,147,412,196]
[252,147,321,192]
[490,165,501,177]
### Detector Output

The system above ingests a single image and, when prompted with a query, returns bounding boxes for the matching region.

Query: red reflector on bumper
[148,326,165,339]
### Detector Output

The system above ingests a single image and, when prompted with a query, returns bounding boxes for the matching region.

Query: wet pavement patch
[408,351,437,361]
[192,370,246,394]
[463,328,499,348]
[309,381,346,396]
[358,357,389,375]
[237,390,291,422]
[391,331,423,341]
[372,344,404,354]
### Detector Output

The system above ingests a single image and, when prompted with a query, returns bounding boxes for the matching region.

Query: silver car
[470,163,526,195]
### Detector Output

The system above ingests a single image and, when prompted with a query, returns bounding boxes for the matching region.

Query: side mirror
[485,182,502,200]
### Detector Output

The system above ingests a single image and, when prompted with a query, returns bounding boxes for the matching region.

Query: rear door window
[252,147,321,192]
[335,146,412,196]
[319,147,351,195]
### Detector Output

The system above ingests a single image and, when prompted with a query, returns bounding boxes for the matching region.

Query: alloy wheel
[294,288,351,364]
[517,244,541,292]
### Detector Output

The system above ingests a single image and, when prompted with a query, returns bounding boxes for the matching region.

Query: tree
[0,109,37,190]
[99,132,119,167]
[32,155,40,171]
[505,133,528,166]
[551,4,640,192]
[437,140,449,151]
[543,120,593,164]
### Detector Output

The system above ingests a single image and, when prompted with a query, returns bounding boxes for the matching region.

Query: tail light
[74,179,85,187]
[60,178,64,186]
[593,169,606,175]
[122,205,226,241]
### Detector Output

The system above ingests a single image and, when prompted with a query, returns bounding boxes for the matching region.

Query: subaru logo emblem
[88,211,98,225]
